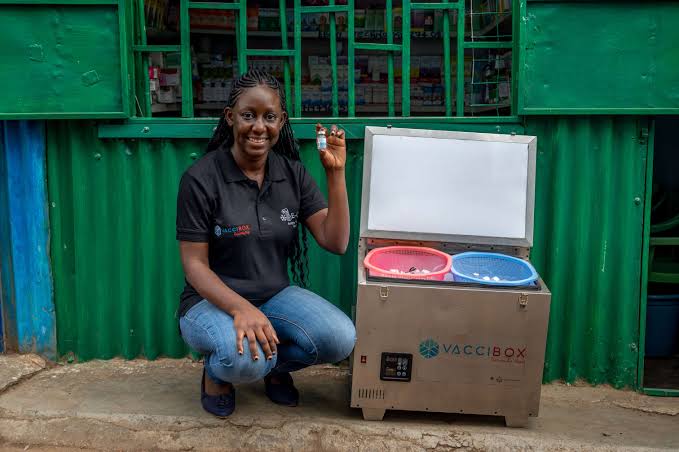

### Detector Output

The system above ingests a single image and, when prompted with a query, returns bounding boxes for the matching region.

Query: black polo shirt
[176,145,328,317]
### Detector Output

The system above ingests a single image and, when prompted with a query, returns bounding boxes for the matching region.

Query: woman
[176,69,356,418]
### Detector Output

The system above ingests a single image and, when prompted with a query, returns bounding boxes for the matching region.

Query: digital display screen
[380,352,412,382]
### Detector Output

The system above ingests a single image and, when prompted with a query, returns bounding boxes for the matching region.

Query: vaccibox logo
[419,339,440,359]
[214,223,251,238]
[419,338,526,364]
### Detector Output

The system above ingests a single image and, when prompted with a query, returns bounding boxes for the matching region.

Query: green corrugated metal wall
[527,116,649,388]
[47,121,363,360]
[48,117,650,388]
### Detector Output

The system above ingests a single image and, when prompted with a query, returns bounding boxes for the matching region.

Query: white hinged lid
[360,127,538,248]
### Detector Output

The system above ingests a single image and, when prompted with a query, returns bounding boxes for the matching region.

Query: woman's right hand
[232,304,279,361]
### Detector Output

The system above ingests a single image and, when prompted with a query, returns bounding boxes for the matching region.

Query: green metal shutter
[519,1,679,114]
[0,0,132,119]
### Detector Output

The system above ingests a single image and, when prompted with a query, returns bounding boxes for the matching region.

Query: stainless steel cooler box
[350,127,551,427]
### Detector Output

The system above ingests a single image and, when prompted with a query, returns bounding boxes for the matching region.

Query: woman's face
[226,85,287,160]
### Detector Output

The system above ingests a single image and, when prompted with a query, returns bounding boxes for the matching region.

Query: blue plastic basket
[450,252,538,286]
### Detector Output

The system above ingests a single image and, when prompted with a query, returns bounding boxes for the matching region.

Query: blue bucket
[450,252,538,286]
[645,294,679,358]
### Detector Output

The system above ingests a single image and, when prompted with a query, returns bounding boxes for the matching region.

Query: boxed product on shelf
[159,68,180,87]
[157,86,177,104]
[354,85,366,105]
[368,55,388,83]
[225,11,236,30]
[498,80,510,101]
[247,7,258,31]
[423,10,435,32]
[249,59,284,79]
[258,8,280,31]
[364,8,375,31]
[393,7,402,31]
[189,9,230,30]
[165,52,182,68]
[373,9,385,31]
[308,85,322,111]
[311,13,330,32]
[354,9,366,31]
[371,84,388,105]
[411,56,421,78]
[420,56,442,80]
[412,10,425,33]
[336,12,348,33]
[286,8,294,30]
[410,85,424,107]
[433,10,443,32]
[149,52,164,68]
[196,52,211,65]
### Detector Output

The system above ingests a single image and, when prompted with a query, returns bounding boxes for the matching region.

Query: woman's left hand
[317,123,346,171]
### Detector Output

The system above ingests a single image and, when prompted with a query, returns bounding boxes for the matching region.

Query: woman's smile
[247,136,268,145]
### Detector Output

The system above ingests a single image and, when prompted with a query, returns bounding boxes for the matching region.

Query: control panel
[380,352,412,382]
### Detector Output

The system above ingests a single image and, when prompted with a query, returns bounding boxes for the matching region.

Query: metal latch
[639,127,649,145]
[379,286,390,301]
[518,294,528,309]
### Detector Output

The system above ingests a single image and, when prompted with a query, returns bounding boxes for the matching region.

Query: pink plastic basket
[363,246,453,281]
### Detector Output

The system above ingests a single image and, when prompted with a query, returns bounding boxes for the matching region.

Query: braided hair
[206,69,310,288]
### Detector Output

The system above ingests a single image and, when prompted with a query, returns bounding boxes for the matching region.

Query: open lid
[360,127,538,248]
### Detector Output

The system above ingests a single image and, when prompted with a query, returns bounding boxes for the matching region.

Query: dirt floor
[0,355,678,451]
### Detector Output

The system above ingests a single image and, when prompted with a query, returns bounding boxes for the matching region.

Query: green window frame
[101,0,520,138]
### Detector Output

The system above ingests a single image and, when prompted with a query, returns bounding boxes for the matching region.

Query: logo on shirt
[214,223,251,238]
[280,208,298,228]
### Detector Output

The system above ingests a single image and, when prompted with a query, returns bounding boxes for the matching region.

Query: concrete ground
[0,355,678,451]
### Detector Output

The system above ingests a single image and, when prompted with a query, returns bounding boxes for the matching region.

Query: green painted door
[0,0,132,119]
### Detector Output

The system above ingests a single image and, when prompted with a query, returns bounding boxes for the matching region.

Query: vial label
[317,135,327,150]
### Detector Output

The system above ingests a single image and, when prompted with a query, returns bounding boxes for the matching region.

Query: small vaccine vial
[317,129,327,150]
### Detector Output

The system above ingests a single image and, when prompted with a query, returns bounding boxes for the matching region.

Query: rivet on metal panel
[634,197,641,205]
[190,152,198,160]
[519,294,528,309]
[94,153,102,160]
[379,286,389,300]
[142,126,150,134]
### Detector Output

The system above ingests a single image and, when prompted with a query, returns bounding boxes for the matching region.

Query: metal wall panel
[47,121,366,361]
[0,2,130,119]
[0,121,56,356]
[519,1,679,114]
[47,121,521,361]
[527,116,649,388]
[49,119,650,388]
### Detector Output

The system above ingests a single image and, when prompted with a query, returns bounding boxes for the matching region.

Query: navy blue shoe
[201,369,235,418]
[264,372,299,407]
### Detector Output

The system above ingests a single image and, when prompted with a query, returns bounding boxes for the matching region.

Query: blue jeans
[179,286,356,384]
